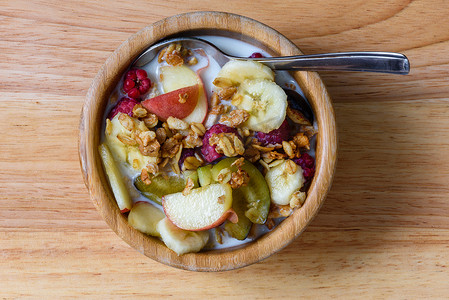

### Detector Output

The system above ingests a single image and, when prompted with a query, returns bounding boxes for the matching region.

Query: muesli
[99,39,317,255]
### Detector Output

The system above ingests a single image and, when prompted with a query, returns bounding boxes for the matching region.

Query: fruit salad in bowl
[99,38,317,255]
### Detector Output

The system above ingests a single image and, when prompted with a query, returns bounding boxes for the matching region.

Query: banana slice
[157,218,209,256]
[265,160,305,205]
[233,79,287,133]
[105,113,157,171]
[215,60,274,86]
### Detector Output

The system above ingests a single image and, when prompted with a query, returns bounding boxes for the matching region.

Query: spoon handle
[248,52,410,74]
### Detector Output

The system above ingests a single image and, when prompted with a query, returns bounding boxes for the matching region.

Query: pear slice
[128,202,165,237]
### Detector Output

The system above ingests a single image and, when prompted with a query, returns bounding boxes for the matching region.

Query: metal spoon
[132,37,410,75]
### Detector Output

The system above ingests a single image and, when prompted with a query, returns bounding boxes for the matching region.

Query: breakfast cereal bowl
[79,11,337,271]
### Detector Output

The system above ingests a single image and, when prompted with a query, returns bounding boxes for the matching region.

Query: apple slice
[128,201,165,237]
[161,65,208,124]
[98,143,132,213]
[162,183,237,231]
[141,85,199,121]
[157,218,209,255]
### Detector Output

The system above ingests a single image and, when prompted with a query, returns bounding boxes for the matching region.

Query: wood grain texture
[1,0,448,297]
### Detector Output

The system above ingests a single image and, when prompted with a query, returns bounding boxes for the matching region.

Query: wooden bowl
[79,11,337,271]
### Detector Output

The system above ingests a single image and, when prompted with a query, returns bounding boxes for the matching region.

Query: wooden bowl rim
[79,11,337,271]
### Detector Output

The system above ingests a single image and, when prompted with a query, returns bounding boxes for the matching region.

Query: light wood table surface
[1,1,448,298]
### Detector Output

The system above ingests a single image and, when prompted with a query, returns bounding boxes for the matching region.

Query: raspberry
[249,52,264,58]
[178,148,196,169]
[201,124,240,163]
[255,119,290,145]
[294,153,315,182]
[123,69,151,99]
[108,97,139,119]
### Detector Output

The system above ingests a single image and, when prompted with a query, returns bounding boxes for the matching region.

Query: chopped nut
[231,157,245,168]
[209,104,228,115]
[167,116,189,131]
[187,56,198,65]
[166,52,184,66]
[217,168,232,184]
[217,86,237,100]
[230,168,250,189]
[285,160,297,174]
[211,92,221,107]
[183,156,203,170]
[116,133,136,146]
[132,104,148,118]
[182,177,195,196]
[172,144,183,168]
[118,113,134,131]
[290,190,306,208]
[155,127,167,144]
[265,218,275,230]
[219,109,250,127]
[190,123,206,136]
[217,195,226,204]
[142,113,159,128]
[213,77,234,88]
[279,205,293,217]
[105,119,113,135]
[132,159,140,170]
[140,168,151,185]
[178,92,188,104]
[293,132,310,150]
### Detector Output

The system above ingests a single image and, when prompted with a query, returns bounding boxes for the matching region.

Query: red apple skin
[141,85,199,121]
[182,81,208,124]
[120,208,131,213]
[162,196,238,231]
